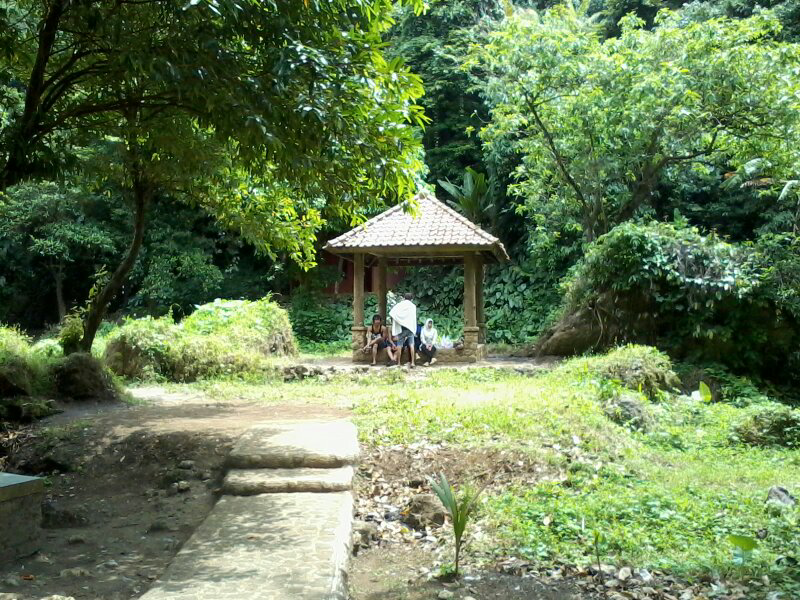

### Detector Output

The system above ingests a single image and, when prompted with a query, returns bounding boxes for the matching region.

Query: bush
[0,327,51,403]
[564,345,680,400]
[731,404,800,448]
[536,222,800,384]
[103,297,294,381]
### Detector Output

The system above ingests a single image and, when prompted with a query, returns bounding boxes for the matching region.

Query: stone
[101,560,119,570]
[140,492,353,600]
[602,392,652,431]
[223,467,354,495]
[41,596,77,600]
[178,460,195,470]
[176,481,191,493]
[437,591,455,600]
[227,420,359,469]
[67,535,86,545]
[618,567,632,581]
[352,519,379,549]
[403,493,447,529]
[0,577,19,588]
[766,486,796,507]
[41,501,89,529]
[59,567,91,577]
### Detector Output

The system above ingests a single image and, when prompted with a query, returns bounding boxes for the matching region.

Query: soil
[350,545,588,600]
[0,388,346,600]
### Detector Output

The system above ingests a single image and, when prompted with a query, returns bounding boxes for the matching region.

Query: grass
[109,342,800,593]
[345,360,800,594]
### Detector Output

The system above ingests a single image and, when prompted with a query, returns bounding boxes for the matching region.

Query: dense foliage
[538,221,800,382]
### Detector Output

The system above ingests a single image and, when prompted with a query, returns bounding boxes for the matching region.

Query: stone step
[223,466,354,495]
[227,420,359,469]
[139,492,353,600]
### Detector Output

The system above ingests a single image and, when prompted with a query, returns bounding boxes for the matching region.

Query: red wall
[322,253,405,295]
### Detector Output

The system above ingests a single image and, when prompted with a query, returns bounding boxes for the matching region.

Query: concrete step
[139,492,353,600]
[223,466,354,495]
[227,420,359,469]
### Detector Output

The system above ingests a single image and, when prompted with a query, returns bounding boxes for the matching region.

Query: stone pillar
[377,257,387,321]
[476,256,486,343]
[351,253,366,360]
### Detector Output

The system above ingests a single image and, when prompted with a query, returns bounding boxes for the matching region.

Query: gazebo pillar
[352,252,366,358]
[377,256,388,320]
[476,257,486,343]
[463,254,480,360]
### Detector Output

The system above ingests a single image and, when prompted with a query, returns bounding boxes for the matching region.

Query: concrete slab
[0,472,43,502]
[139,492,353,600]
[223,467,354,495]
[227,420,359,469]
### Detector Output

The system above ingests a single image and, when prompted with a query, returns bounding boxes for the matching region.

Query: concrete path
[140,420,358,600]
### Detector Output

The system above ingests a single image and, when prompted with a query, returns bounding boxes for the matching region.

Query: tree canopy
[476,6,800,242]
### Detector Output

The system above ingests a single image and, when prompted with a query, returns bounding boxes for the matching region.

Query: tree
[1,0,426,350]
[477,6,800,242]
[438,167,497,230]
[0,182,121,320]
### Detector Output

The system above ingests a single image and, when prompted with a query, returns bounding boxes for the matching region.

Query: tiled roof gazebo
[324,190,509,363]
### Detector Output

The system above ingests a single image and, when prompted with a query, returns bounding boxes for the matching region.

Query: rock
[176,480,191,493]
[637,568,653,583]
[351,519,379,551]
[178,460,195,470]
[402,493,447,529]
[41,596,77,600]
[618,566,632,581]
[437,591,455,600]
[42,501,89,528]
[603,392,652,431]
[59,567,91,577]
[0,577,19,588]
[199,471,212,481]
[766,486,796,507]
[100,560,119,570]
[162,536,180,551]
[67,535,86,545]
[0,593,20,600]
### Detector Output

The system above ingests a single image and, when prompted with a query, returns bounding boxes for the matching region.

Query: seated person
[419,319,438,366]
[362,314,388,366]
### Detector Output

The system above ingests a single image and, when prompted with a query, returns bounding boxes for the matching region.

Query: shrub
[103,297,293,381]
[52,353,119,403]
[731,404,800,448]
[0,327,54,420]
[184,298,295,355]
[563,345,680,400]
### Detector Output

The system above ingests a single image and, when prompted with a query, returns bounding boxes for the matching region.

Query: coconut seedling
[429,472,485,578]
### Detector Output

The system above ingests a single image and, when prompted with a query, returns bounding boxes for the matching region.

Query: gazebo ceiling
[324,190,509,264]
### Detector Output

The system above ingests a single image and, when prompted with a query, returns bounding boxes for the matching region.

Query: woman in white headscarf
[419,318,438,366]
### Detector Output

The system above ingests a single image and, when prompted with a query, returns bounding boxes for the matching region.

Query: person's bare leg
[410,342,415,367]
[371,343,378,365]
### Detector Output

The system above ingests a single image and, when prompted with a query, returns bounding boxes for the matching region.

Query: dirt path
[1,387,347,600]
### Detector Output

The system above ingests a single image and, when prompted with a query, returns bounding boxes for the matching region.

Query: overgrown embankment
[103,297,296,382]
[536,223,800,385]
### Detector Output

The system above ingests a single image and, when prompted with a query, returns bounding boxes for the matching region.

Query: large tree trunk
[76,172,149,353]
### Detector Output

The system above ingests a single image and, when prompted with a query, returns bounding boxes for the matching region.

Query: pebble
[59,567,91,577]
[68,535,87,545]
[437,591,455,600]
[176,481,191,493]
[178,460,195,470]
